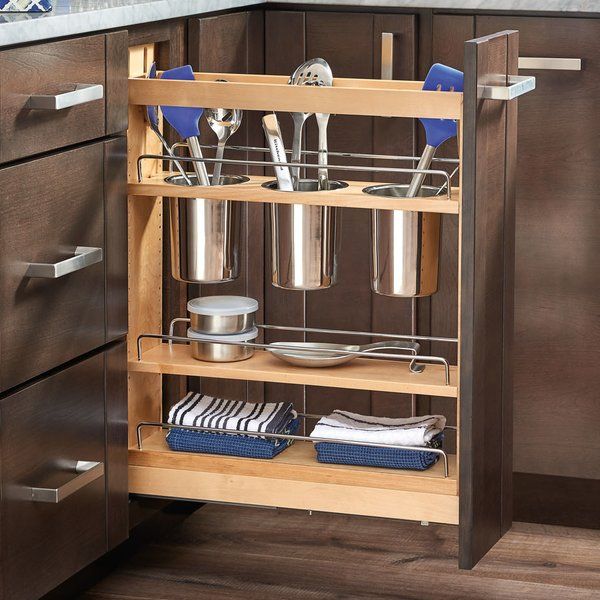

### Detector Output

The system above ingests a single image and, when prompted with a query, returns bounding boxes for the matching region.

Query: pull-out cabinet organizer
[126,31,532,568]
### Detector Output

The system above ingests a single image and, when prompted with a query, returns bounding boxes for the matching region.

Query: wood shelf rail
[129,343,458,398]
[128,433,459,525]
[128,72,463,120]
[128,173,460,214]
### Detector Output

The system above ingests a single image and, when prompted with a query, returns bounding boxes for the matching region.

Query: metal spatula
[160,65,210,186]
[145,63,192,185]
[406,63,464,197]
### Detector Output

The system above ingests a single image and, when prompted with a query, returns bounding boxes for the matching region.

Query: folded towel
[167,418,300,459]
[168,392,295,434]
[310,410,446,447]
[315,433,443,470]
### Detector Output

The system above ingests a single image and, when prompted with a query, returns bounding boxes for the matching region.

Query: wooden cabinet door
[475,16,600,486]
[188,11,265,403]
[264,11,417,422]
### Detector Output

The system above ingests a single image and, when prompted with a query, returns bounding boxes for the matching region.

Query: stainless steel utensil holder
[168,174,248,284]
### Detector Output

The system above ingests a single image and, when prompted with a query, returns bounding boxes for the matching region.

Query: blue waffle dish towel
[314,433,443,471]
[0,0,52,12]
[167,418,300,459]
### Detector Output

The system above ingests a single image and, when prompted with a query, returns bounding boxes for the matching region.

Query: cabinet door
[263,12,416,421]
[475,18,600,484]
[188,11,265,403]
[1,353,107,600]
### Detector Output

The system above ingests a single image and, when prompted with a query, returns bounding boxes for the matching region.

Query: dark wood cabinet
[0,138,127,392]
[0,32,128,164]
[1,352,107,600]
[431,13,600,525]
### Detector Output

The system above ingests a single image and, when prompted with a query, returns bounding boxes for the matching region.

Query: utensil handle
[187,136,211,186]
[406,145,436,198]
[25,246,103,279]
[212,140,226,186]
[150,123,193,185]
[263,114,294,191]
[518,57,581,71]
[381,32,394,80]
[26,83,103,110]
[317,114,330,191]
[25,461,104,503]
[291,114,305,185]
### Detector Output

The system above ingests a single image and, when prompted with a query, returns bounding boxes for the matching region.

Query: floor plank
[78,505,600,600]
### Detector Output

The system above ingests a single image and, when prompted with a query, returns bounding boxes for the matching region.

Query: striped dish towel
[168,392,296,434]
[310,410,446,447]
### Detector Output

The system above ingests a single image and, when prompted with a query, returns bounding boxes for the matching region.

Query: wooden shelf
[129,432,459,525]
[129,72,463,120]
[129,344,458,398]
[128,174,460,214]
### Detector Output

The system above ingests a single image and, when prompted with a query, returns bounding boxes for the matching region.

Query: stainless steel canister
[263,179,347,290]
[187,327,257,362]
[167,174,249,284]
[188,296,258,335]
[364,184,441,297]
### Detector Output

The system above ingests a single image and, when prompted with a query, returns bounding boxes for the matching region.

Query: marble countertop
[0,0,597,49]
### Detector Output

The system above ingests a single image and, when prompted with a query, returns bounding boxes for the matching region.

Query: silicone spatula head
[146,62,159,128]
[420,63,464,149]
[160,65,203,140]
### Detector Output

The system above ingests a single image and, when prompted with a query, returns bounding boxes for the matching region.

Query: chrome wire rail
[136,152,454,198]
[135,415,450,478]
[136,321,454,385]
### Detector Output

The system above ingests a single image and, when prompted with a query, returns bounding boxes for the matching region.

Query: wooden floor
[78,504,600,600]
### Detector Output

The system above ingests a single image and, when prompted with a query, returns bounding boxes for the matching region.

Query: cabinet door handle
[26,83,104,110]
[381,32,394,80]
[26,461,104,504]
[518,57,582,71]
[26,246,103,279]
[481,75,536,100]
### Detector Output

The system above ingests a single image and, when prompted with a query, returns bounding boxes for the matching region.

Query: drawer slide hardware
[26,246,103,279]
[25,460,104,503]
[26,83,104,111]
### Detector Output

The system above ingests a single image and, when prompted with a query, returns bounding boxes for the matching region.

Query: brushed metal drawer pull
[27,461,104,504]
[481,75,536,100]
[518,57,582,71]
[381,32,394,80]
[26,83,104,110]
[26,246,103,279]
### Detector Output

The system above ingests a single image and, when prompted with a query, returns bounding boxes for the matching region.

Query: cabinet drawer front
[1,352,107,600]
[0,143,106,391]
[0,35,108,163]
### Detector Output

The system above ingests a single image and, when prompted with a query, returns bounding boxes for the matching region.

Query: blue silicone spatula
[160,65,210,186]
[146,63,192,185]
[406,63,464,197]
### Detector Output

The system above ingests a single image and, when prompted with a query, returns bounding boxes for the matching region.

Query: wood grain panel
[476,16,600,483]
[263,10,307,419]
[105,30,129,135]
[430,15,475,451]
[459,30,516,569]
[0,143,106,391]
[371,14,417,418]
[1,353,106,600]
[0,35,106,163]
[188,10,265,404]
[305,11,374,421]
[105,342,128,550]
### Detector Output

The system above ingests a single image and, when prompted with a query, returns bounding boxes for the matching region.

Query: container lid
[187,296,259,317]
[187,327,258,343]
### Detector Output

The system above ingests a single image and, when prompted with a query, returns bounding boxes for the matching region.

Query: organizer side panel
[459,30,516,569]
